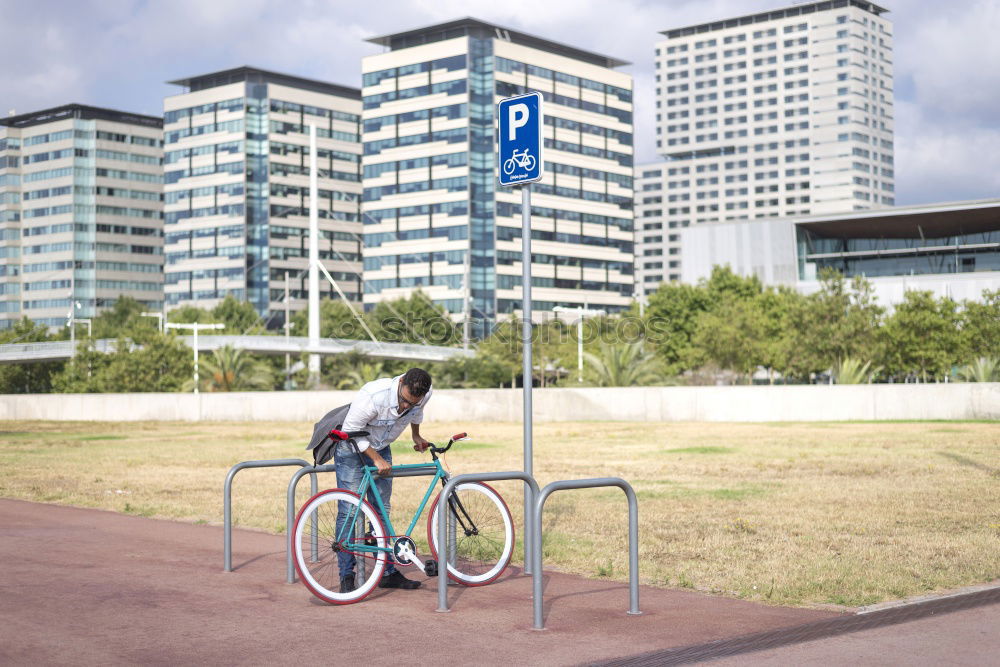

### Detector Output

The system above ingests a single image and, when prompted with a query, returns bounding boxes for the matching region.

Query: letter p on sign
[508,103,529,141]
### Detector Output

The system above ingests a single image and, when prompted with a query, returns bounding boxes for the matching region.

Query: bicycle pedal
[424,559,438,577]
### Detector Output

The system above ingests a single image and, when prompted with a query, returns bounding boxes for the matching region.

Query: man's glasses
[398,385,418,410]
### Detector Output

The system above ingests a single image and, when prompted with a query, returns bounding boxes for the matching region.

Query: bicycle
[292,431,515,605]
[503,148,536,175]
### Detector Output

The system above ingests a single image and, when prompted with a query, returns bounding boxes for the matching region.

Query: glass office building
[0,104,163,330]
[679,199,1000,305]
[362,18,635,332]
[163,67,363,325]
[639,0,895,293]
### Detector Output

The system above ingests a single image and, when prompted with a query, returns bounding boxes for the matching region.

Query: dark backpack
[306,403,368,466]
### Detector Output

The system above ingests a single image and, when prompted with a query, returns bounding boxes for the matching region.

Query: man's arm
[411,423,431,452]
[364,447,391,476]
[341,392,391,475]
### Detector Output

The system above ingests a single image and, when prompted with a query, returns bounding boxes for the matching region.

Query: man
[335,367,433,594]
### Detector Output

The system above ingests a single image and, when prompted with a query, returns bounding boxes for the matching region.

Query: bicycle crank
[392,537,437,577]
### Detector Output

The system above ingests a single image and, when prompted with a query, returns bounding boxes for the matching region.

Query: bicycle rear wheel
[293,489,388,604]
[427,482,514,586]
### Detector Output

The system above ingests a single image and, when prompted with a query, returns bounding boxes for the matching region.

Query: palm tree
[187,345,274,392]
[582,341,664,387]
[958,357,999,382]
[833,357,881,384]
[339,360,389,390]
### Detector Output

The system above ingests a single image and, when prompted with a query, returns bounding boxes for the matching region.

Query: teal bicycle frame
[336,459,449,563]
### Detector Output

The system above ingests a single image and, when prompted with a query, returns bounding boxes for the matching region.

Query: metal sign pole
[498,91,542,574]
[521,183,533,570]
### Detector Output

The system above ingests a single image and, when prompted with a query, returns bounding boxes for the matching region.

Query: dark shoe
[339,574,355,594]
[378,570,421,590]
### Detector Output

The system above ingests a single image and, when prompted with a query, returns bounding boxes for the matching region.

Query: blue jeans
[334,442,396,579]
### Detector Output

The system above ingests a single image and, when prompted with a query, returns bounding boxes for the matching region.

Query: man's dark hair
[401,367,432,397]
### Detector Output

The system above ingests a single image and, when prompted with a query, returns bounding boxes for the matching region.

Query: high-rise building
[163,67,363,325]
[638,0,894,292]
[361,18,635,331]
[0,104,164,330]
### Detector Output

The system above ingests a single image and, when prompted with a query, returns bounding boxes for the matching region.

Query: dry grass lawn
[1,419,997,608]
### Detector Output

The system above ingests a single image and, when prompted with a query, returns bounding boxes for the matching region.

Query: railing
[227,463,642,631]
[0,335,472,365]
[434,472,541,614]
[223,459,316,573]
[532,478,641,630]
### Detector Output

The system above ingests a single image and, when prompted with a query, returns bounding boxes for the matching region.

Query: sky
[1,0,998,206]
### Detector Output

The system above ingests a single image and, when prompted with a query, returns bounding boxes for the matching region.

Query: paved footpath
[0,499,995,665]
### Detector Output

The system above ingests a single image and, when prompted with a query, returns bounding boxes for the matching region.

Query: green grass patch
[1,419,997,609]
[665,446,735,455]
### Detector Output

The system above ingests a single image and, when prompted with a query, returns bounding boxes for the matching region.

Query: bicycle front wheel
[293,489,388,604]
[427,482,514,586]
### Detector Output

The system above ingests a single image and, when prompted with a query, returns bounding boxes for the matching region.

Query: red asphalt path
[7,499,996,665]
[0,498,838,665]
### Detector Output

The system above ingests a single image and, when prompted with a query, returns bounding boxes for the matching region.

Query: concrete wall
[1,384,998,422]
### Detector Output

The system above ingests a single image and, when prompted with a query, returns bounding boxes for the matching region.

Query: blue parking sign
[498,92,543,187]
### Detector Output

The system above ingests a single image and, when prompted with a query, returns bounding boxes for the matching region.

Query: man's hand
[412,434,431,452]
[367,450,392,476]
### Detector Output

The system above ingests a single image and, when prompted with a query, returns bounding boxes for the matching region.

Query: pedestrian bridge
[0,335,472,365]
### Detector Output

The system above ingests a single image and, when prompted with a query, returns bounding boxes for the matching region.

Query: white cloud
[1,0,997,204]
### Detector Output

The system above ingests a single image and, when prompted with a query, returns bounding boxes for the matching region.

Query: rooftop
[367,17,629,69]
[0,103,162,129]
[167,66,360,100]
[795,198,1000,239]
[660,0,889,40]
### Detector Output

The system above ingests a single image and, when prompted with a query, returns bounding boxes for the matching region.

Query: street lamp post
[66,271,82,359]
[284,271,291,388]
[165,322,225,393]
[553,305,606,383]
[633,290,646,318]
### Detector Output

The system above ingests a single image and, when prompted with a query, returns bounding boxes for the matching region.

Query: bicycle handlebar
[427,432,468,456]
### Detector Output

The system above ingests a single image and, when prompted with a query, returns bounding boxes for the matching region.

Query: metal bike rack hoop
[435,471,540,613]
[223,459,316,573]
[285,463,336,583]
[532,477,640,630]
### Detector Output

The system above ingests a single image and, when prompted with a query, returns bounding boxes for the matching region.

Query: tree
[472,316,524,387]
[833,357,881,384]
[291,298,368,340]
[91,296,157,340]
[643,281,712,374]
[212,295,264,334]
[433,354,512,389]
[365,291,461,346]
[691,294,770,383]
[703,264,763,302]
[957,357,999,383]
[754,286,803,383]
[878,290,963,381]
[52,334,192,393]
[167,304,214,325]
[0,317,64,393]
[583,341,664,387]
[785,271,884,380]
[961,290,1000,359]
[189,345,274,392]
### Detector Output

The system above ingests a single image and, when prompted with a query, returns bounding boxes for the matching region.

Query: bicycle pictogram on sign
[503,148,536,176]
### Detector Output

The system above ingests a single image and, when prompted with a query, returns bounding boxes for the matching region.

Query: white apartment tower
[362,19,635,332]
[638,0,894,293]
[0,104,164,329]
[163,67,363,324]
